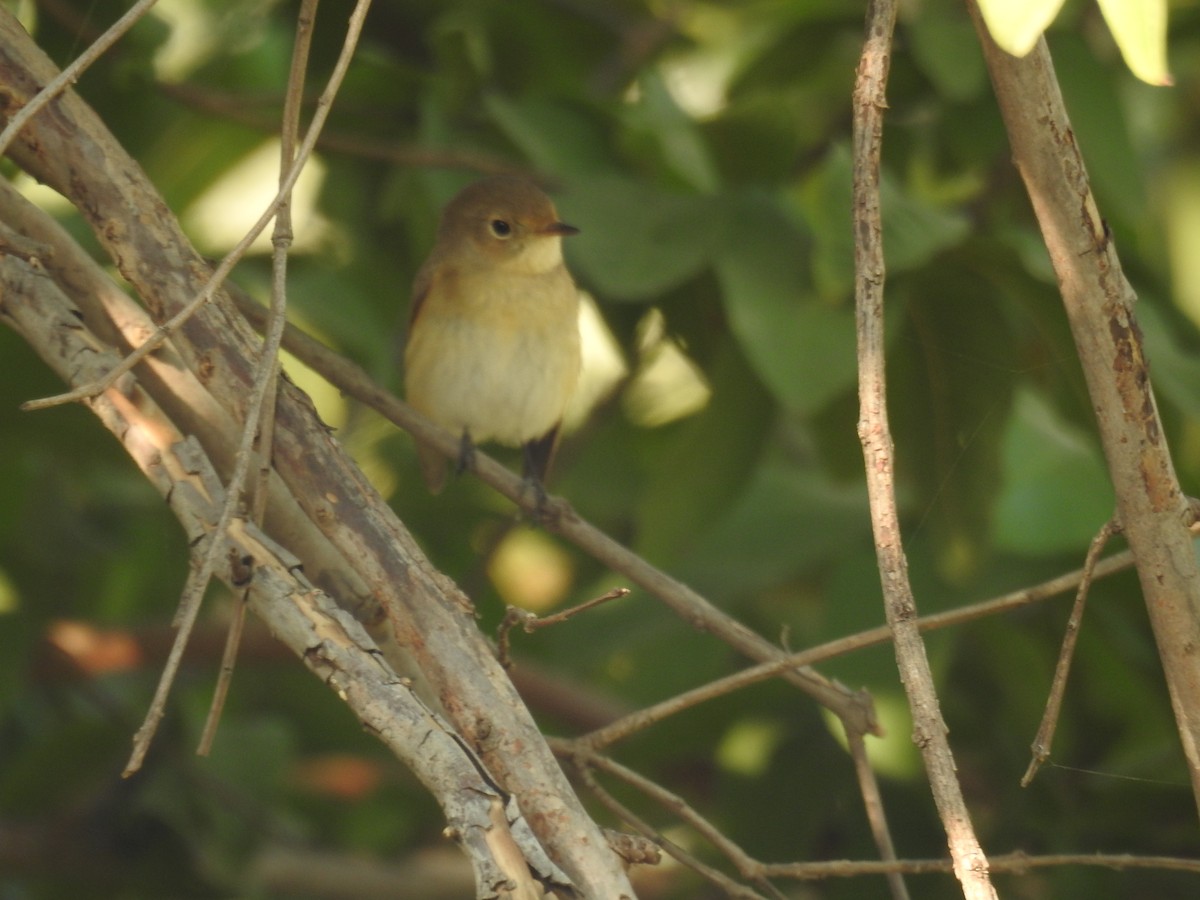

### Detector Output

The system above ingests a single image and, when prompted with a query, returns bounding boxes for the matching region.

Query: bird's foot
[520,475,554,525]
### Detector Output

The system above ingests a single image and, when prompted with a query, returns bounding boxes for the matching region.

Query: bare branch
[853,1,996,896]
[19,0,371,413]
[968,0,1200,814]
[0,253,574,899]
[0,11,636,892]
[198,0,322,757]
[126,0,373,775]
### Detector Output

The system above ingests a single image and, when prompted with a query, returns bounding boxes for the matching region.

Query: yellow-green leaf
[976,0,1066,57]
[1096,0,1172,85]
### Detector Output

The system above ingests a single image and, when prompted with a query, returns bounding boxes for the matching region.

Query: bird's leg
[521,436,555,521]
[455,429,476,477]
[522,427,559,483]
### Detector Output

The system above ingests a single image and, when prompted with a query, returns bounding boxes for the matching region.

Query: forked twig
[1022,517,1121,786]
[558,742,777,900]
[496,587,629,668]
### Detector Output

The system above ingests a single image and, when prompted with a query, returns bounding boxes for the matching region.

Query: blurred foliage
[3,0,1200,897]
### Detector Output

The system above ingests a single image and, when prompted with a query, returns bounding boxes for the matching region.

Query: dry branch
[231,286,880,735]
[0,9,635,896]
[968,2,1200,814]
[852,1,996,898]
[0,251,569,899]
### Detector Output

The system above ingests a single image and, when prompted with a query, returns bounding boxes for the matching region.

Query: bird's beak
[541,221,580,237]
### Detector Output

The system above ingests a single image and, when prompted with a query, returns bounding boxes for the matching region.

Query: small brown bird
[404,176,582,493]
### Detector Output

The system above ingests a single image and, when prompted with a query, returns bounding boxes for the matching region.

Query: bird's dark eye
[489,219,512,239]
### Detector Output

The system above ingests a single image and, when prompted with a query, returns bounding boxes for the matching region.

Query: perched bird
[404,175,582,493]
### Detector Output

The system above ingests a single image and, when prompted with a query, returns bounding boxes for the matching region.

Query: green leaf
[620,71,720,191]
[975,0,1066,57]
[633,341,774,563]
[558,176,717,301]
[885,263,1017,578]
[1096,0,1171,86]
[678,462,870,600]
[907,13,988,102]
[993,388,1114,555]
[804,145,971,298]
[714,191,859,414]
[483,93,618,177]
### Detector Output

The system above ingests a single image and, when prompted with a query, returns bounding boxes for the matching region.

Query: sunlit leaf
[976,0,1066,57]
[1096,0,1171,86]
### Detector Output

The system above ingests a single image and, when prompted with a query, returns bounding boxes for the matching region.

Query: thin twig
[21,1,371,414]
[576,746,789,898]
[558,745,774,900]
[758,850,1200,880]
[852,1,995,896]
[125,0,373,775]
[197,0,320,757]
[0,0,159,159]
[497,587,630,668]
[847,730,910,900]
[573,542,1152,750]
[568,744,1200,887]
[1022,517,1120,786]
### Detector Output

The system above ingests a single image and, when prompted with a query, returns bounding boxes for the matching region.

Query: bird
[404,175,582,495]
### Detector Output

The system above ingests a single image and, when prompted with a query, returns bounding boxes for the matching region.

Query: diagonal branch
[968,1,1200,815]
[0,10,635,895]
[0,251,571,900]
[230,288,881,739]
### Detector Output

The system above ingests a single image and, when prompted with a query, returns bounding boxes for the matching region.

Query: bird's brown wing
[405,259,450,493]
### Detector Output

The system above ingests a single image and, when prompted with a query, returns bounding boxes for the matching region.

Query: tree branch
[0,10,635,895]
[853,1,997,897]
[968,1,1200,815]
[0,252,569,900]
